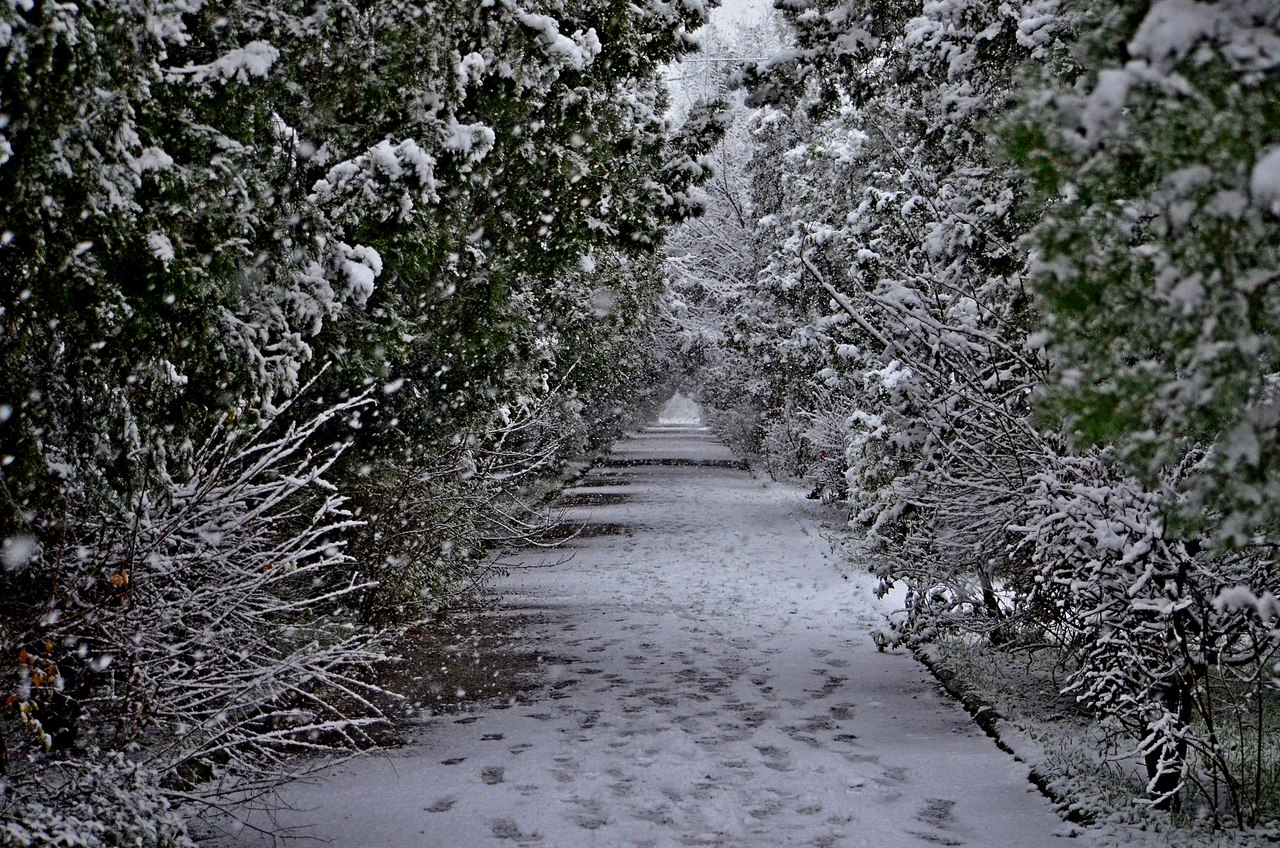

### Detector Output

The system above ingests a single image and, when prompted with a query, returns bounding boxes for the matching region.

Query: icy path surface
[225,425,1083,847]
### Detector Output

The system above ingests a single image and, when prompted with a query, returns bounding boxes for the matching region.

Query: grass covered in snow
[924,638,1280,846]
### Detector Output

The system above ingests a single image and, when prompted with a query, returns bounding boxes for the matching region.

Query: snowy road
[220,424,1083,847]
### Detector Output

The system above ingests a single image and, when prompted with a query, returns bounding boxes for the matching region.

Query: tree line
[0,1,723,844]
[670,0,1280,831]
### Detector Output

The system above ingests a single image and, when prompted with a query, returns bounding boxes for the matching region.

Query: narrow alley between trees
[217,417,1078,848]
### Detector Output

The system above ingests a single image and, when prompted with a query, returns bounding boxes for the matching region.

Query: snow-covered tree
[702,0,1280,826]
[1014,1,1280,553]
[658,12,785,463]
[1010,0,1280,822]
[1,0,723,840]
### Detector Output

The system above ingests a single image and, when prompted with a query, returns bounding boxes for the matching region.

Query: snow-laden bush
[2,754,192,848]
[349,389,578,625]
[1015,449,1280,824]
[2,394,388,831]
[799,390,853,501]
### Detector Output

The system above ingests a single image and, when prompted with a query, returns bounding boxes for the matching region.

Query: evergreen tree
[0,1,723,841]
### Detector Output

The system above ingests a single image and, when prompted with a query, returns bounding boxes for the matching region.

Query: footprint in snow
[875,764,909,786]
[748,798,786,820]
[423,797,455,813]
[917,797,958,829]
[799,714,837,733]
[811,833,844,848]
[575,813,608,831]
[788,732,824,749]
[572,799,610,830]
[632,806,674,826]
[754,744,793,772]
[807,674,845,699]
[489,817,542,843]
[549,768,576,784]
[843,751,880,765]
[906,832,964,847]
[482,765,505,785]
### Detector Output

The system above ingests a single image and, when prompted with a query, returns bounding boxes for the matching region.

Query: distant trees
[659,13,781,463]
[682,0,1280,829]
[1,1,721,843]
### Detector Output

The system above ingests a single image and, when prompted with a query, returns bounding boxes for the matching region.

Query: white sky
[664,0,780,114]
[710,0,775,29]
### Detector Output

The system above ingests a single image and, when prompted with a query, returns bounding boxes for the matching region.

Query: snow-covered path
[222,424,1082,847]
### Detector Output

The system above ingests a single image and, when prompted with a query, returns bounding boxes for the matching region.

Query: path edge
[910,644,1093,829]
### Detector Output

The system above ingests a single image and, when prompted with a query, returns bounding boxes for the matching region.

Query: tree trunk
[1146,670,1195,812]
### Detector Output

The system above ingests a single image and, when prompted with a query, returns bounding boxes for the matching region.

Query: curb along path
[222,423,1085,847]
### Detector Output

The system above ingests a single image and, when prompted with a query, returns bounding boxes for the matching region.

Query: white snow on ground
[217,424,1085,847]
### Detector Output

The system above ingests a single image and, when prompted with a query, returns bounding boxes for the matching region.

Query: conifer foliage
[0,1,723,842]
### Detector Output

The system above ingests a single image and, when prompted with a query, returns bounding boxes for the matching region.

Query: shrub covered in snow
[679,0,1280,831]
[2,754,192,848]
[1,0,722,839]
